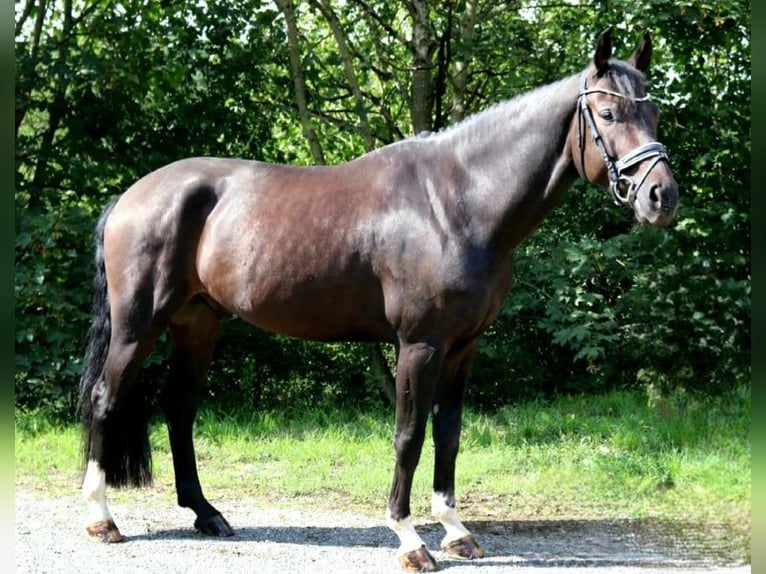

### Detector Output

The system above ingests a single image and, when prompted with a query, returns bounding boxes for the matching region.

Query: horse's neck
[447,74,580,253]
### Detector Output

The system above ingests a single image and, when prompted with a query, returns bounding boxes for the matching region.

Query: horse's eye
[599,109,615,122]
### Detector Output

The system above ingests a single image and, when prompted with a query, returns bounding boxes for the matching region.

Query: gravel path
[15,489,750,573]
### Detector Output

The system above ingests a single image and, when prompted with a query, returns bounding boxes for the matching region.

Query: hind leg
[82,461,122,542]
[162,297,233,536]
[82,321,165,542]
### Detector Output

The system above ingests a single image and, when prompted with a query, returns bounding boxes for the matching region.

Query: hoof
[86,519,124,543]
[194,513,234,537]
[399,545,439,572]
[441,535,485,560]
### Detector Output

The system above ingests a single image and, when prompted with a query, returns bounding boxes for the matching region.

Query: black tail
[78,197,152,488]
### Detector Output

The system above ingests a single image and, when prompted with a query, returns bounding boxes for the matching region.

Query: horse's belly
[205,267,392,342]
[248,298,391,342]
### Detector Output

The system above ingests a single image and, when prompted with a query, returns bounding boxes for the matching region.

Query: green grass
[15,387,750,556]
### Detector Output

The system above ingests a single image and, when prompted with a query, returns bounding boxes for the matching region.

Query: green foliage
[199,319,387,414]
[14,201,95,415]
[15,0,750,417]
[472,221,750,403]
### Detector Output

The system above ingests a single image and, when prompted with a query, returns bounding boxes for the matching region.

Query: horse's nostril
[649,184,661,205]
[649,183,678,217]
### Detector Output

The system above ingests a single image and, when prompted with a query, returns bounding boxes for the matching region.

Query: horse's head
[569,27,679,228]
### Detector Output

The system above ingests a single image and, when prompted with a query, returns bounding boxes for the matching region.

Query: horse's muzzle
[634,178,679,228]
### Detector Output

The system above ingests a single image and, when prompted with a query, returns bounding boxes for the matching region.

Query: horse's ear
[628,30,653,73]
[593,26,613,76]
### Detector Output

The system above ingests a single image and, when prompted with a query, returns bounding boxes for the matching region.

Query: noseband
[577,72,669,207]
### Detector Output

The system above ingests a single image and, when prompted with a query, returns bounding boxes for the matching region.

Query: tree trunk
[15,0,48,138]
[29,0,73,207]
[311,0,376,152]
[407,0,436,133]
[275,0,326,164]
[450,0,477,123]
[368,341,396,405]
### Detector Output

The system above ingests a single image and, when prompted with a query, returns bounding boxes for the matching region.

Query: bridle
[577,71,669,207]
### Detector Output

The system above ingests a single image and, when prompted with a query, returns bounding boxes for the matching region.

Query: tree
[15,0,750,418]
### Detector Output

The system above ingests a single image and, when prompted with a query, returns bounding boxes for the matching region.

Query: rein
[577,72,669,207]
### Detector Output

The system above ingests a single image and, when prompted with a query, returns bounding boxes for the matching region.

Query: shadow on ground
[128,517,749,569]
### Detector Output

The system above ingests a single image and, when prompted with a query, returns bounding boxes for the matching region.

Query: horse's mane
[440,77,572,137]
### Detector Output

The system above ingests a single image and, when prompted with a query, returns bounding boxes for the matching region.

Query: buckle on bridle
[612,175,638,206]
[612,142,669,206]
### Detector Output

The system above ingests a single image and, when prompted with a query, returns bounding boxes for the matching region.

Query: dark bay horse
[79,27,678,571]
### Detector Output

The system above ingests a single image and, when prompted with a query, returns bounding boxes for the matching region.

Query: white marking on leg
[431,491,471,546]
[387,512,427,554]
[82,460,113,524]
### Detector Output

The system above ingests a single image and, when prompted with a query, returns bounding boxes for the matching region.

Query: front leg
[387,341,444,571]
[431,492,484,560]
[431,340,485,561]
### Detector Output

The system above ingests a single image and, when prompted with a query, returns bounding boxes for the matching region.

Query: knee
[394,425,427,467]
